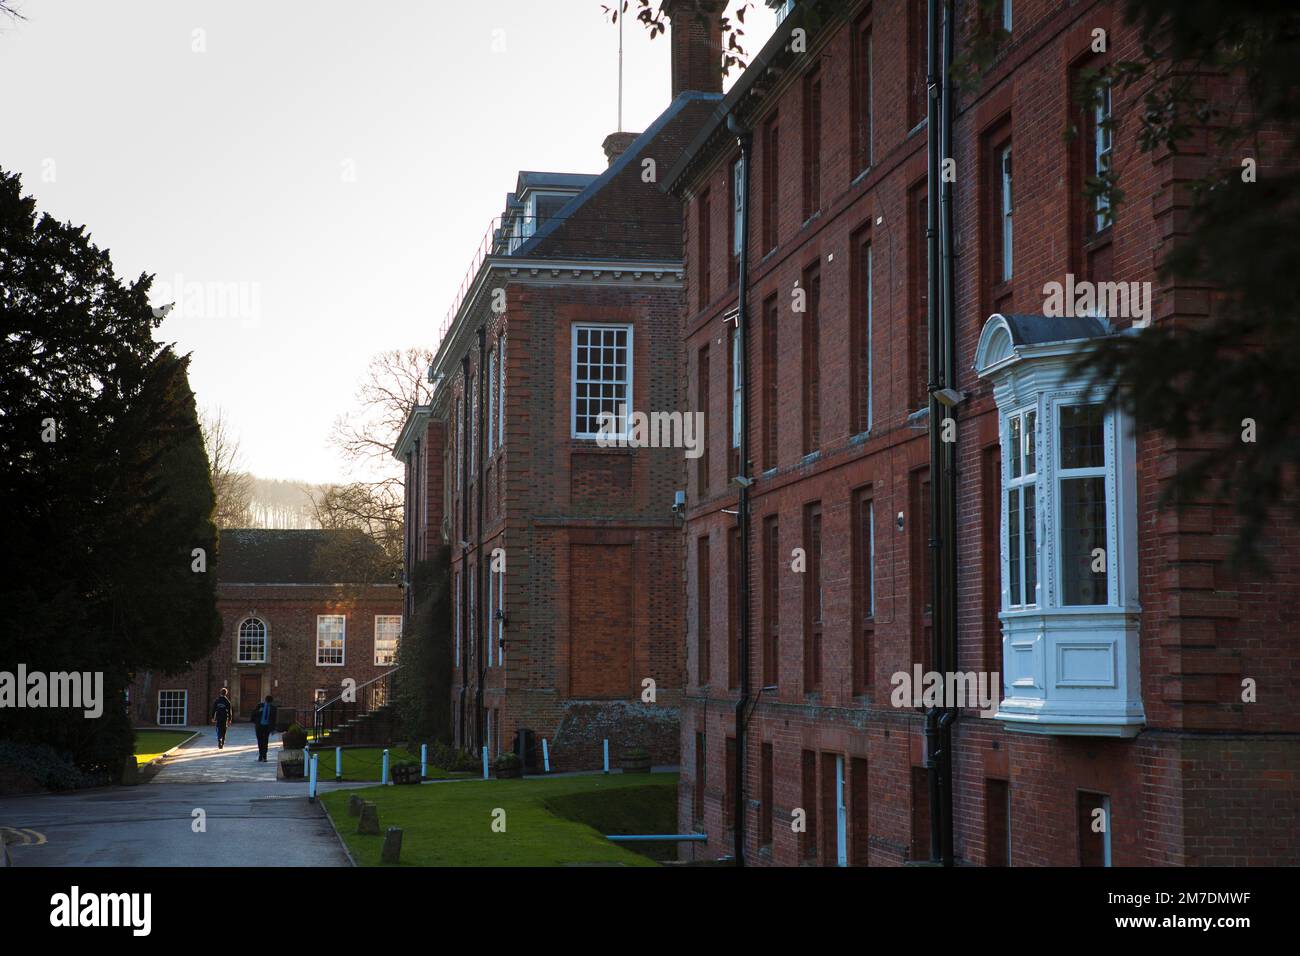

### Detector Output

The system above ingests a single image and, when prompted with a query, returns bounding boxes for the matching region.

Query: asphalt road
[0,724,361,867]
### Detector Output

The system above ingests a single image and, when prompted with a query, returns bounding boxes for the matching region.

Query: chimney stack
[662,0,724,98]
[602,131,641,167]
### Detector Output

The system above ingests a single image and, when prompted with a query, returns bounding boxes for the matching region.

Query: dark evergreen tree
[0,169,221,774]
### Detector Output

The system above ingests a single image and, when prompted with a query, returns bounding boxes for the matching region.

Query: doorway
[239,674,261,719]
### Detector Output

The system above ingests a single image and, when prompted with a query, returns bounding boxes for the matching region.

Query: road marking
[1,826,47,846]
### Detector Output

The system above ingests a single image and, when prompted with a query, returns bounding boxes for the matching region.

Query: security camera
[671,490,686,513]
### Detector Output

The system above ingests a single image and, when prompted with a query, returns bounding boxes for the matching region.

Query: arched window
[238,618,267,664]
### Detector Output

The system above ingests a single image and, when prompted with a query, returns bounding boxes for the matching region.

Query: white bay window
[975,313,1143,738]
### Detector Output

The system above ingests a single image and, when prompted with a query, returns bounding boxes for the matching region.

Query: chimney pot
[602,131,641,167]
[662,0,725,98]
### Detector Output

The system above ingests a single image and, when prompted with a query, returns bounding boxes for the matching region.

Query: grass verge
[321,772,677,866]
[133,730,194,766]
[304,746,466,782]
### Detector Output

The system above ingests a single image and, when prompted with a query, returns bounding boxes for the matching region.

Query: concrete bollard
[347,794,364,817]
[381,827,403,864]
[121,755,139,786]
[357,801,381,835]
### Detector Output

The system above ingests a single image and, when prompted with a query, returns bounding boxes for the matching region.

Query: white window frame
[863,242,873,432]
[456,397,464,493]
[571,323,634,440]
[732,158,745,258]
[730,322,742,452]
[486,568,495,669]
[470,377,478,477]
[497,336,506,447]
[1003,406,1039,609]
[1093,82,1113,232]
[864,498,875,617]
[1054,400,1116,606]
[316,614,346,667]
[999,144,1013,283]
[487,348,496,455]
[157,689,187,726]
[237,617,267,664]
[374,614,402,666]
[496,566,505,667]
[975,314,1142,739]
[314,688,328,705]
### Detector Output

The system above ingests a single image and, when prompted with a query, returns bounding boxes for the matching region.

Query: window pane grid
[238,618,266,663]
[375,614,402,665]
[317,615,345,665]
[573,325,631,438]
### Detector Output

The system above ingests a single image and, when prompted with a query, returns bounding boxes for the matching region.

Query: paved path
[152,723,280,783]
[0,725,362,867]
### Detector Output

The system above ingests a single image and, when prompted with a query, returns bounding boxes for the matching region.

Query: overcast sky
[2,0,776,484]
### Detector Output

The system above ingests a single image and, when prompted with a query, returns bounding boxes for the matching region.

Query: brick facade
[410,62,725,768]
[669,0,1299,866]
[128,530,402,731]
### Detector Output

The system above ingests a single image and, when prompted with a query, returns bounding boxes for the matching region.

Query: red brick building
[667,0,1298,865]
[129,529,403,731]
[400,9,726,769]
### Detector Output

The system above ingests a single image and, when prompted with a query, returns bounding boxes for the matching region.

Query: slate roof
[998,314,1111,347]
[216,529,395,585]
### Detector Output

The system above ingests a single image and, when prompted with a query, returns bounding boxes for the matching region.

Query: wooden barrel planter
[493,754,523,778]
[621,748,652,773]
[390,762,422,785]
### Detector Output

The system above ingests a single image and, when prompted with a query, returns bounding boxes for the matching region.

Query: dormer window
[975,313,1144,738]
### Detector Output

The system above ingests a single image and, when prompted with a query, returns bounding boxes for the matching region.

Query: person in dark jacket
[251,695,278,762]
[210,688,233,749]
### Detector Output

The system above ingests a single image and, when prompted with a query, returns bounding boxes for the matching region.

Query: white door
[835,755,848,867]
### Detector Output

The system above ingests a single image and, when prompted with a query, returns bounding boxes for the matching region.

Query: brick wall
[674,0,1299,865]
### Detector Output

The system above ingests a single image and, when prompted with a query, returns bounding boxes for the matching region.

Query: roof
[663,2,811,193]
[1000,313,1110,346]
[517,89,723,256]
[216,529,396,585]
[974,313,1116,376]
[393,404,432,460]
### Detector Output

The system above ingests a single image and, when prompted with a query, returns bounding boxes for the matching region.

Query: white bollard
[603,739,609,774]
[482,746,489,780]
[542,738,551,773]
[382,748,390,785]
[335,746,342,781]
[308,753,319,802]
[420,743,428,780]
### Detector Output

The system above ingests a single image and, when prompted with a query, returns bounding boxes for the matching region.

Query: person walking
[251,694,278,762]
[210,687,233,749]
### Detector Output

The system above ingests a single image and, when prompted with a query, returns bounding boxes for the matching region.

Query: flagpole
[618,1,624,132]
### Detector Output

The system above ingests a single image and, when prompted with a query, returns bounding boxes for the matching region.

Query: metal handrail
[312,666,399,744]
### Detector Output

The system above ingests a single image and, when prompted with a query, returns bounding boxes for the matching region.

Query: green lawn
[321,772,679,867]
[133,730,193,765]
[304,746,463,782]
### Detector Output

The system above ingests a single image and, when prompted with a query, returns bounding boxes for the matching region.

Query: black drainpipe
[460,354,472,751]
[475,323,488,754]
[938,0,959,869]
[727,113,753,868]
[924,0,946,866]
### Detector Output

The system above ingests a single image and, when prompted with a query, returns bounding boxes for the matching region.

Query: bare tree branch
[199,406,254,529]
